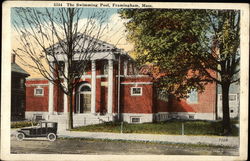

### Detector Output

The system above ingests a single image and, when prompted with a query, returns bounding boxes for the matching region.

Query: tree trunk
[221,83,232,135]
[67,94,73,130]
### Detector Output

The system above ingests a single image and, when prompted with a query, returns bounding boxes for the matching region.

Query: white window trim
[131,87,142,96]
[34,87,44,96]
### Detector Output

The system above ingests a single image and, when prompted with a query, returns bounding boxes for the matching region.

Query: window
[229,94,237,101]
[80,85,91,92]
[131,87,142,96]
[189,115,194,119]
[187,90,198,104]
[34,88,44,96]
[47,123,53,128]
[41,123,46,128]
[34,114,43,121]
[131,117,141,123]
[20,78,24,89]
[58,62,65,77]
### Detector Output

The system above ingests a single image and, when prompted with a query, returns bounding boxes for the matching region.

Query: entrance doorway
[76,84,91,113]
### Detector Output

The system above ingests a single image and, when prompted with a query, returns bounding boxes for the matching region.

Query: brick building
[25,35,218,126]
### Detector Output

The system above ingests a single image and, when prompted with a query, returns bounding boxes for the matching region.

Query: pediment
[46,33,123,54]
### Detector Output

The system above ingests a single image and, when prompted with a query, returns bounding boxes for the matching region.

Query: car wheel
[16,132,25,141]
[47,133,57,142]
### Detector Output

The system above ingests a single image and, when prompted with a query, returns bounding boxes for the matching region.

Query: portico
[48,57,115,117]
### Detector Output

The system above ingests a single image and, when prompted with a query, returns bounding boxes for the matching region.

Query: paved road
[11,136,239,155]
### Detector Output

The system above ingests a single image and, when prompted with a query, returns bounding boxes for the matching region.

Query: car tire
[16,132,25,141]
[47,133,57,142]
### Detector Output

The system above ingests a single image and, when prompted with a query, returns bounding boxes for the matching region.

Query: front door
[79,93,91,113]
[76,84,91,114]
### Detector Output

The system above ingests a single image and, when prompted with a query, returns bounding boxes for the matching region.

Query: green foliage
[119,9,240,99]
[72,120,239,136]
[11,121,38,128]
[119,9,211,97]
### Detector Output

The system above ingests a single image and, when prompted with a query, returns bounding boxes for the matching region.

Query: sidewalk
[58,130,239,147]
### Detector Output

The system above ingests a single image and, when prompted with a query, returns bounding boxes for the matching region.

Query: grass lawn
[72,119,239,136]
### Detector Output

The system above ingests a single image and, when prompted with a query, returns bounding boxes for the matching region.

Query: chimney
[12,54,16,63]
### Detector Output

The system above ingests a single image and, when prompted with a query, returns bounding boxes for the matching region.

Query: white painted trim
[121,113,153,123]
[26,78,47,81]
[91,60,96,114]
[81,75,108,79]
[97,75,108,78]
[25,111,49,120]
[48,63,54,115]
[107,59,113,114]
[48,82,54,115]
[154,112,215,121]
[48,52,115,62]
[121,82,153,85]
[124,75,150,78]
[26,84,48,87]
[131,87,143,96]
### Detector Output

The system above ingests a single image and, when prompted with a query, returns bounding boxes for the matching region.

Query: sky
[11,7,133,78]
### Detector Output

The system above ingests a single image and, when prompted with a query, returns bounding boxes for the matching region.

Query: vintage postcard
[1,1,249,161]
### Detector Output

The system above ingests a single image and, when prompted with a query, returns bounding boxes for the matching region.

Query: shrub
[11,121,38,128]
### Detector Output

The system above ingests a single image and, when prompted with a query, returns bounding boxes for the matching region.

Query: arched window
[80,85,91,92]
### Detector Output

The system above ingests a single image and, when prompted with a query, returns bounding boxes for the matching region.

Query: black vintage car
[16,121,58,141]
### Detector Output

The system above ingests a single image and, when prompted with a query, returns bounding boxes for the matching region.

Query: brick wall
[26,79,49,112]
[120,77,154,114]
[155,82,216,113]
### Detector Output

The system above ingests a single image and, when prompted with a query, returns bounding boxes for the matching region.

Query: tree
[119,9,240,135]
[12,8,109,129]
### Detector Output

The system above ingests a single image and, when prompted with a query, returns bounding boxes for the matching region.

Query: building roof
[47,33,128,55]
[11,63,30,76]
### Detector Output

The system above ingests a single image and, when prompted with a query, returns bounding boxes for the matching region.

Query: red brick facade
[25,60,217,122]
[26,79,49,112]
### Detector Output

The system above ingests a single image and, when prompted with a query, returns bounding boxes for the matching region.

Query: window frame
[131,87,143,96]
[34,87,44,96]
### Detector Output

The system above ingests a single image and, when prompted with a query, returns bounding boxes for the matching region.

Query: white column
[64,62,68,114]
[48,82,54,115]
[107,59,113,114]
[124,60,128,76]
[48,62,54,115]
[91,60,96,114]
